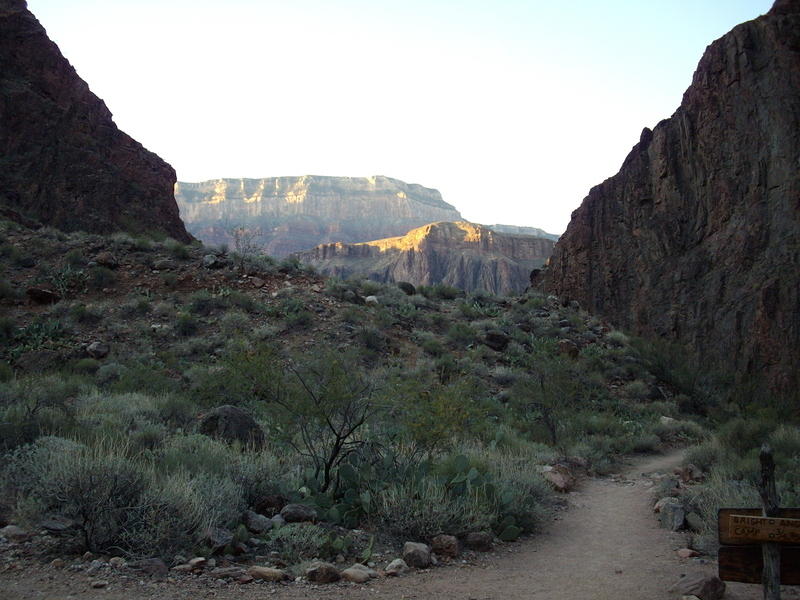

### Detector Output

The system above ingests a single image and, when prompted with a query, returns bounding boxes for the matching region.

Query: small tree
[230,226,262,272]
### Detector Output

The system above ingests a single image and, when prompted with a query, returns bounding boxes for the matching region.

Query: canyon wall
[542,0,800,393]
[298,221,555,295]
[0,0,191,241]
[175,176,462,257]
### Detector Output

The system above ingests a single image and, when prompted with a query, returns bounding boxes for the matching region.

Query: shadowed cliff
[542,0,800,394]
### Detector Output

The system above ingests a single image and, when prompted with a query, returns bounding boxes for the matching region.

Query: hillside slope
[542,0,800,393]
[0,0,190,242]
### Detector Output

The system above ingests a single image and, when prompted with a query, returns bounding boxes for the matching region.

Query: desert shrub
[446,323,478,348]
[175,312,198,336]
[95,363,126,386]
[356,326,387,353]
[160,434,234,476]
[277,256,303,274]
[119,295,151,318]
[0,316,15,343]
[252,324,279,341]
[419,283,462,301]
[0,278,20,300]
[373,477,491,540]
[87,266,116,290]
[220,311,249,335]
[71,358,101,375]
[187,290,226,315]
[64,249,87,267]
[487,451,552,533]
[69,303,103,324]
[418,332,445,357]
[491,366,518,387]
[684,439,724,472]
[622,379,651,401]
[190,473,245,528]
[268,523,330,564]
[651,418,705,444]
[284,310,313,330]
[165,238,191,260]
[605,330,629,347]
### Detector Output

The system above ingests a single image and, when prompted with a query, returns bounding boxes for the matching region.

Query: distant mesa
[0,0,191,242]
[485,224,559,241]
[296,221,556,295]
[175,176,462,257]
[542,0,800,394]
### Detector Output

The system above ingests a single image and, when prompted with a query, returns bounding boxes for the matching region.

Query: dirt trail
[2,450,772,600]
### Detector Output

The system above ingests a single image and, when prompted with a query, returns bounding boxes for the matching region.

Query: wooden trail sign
[717,445,800,600]
[719,509,800,545]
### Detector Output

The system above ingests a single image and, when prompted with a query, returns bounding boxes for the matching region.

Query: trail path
[2,450,775,599]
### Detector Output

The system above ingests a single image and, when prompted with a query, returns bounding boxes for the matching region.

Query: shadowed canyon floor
[3,451,786,600]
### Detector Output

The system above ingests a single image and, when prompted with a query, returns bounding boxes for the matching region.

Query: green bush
[268,523,330,563]
[187,290,226,315]
[87,266,116,290]
[175,312,198,336]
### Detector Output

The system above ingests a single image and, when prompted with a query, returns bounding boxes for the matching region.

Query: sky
[28,0,773,235]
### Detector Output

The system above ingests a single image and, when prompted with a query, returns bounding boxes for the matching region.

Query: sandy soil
[3,450,797,600]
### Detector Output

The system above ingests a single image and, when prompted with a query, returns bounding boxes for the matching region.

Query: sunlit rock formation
[297,221,555,295]
[175,176,462,257]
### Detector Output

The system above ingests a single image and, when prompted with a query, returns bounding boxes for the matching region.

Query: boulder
[254,494,288,517]
[668,573,725,600]
[558,339,580,358]
[26,287,59,305]
[397,282,416,296]
[658,498,685,531]
[86,341,110,359]
[198,405,265,447]
[341,565,371,583]
[365,295,379,306]
[187,557,207,569]
[203,526,233,552]
[306,561,340,583]
[244,510,272,534]
[248,566,289,582]
[484,331,510,352]
[385,558,409,576]
[431,534,459,558]
[463,531,493,552]
[94,252,118,268]
[280,503,317,523]
[209,566,246,579]
[126,558,168,577]
[543,464,575,492]
[402,541,432,568]
[0,525,29,542]
[676,548,699,559]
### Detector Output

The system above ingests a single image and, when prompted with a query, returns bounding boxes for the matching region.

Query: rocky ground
[4,451,796,600]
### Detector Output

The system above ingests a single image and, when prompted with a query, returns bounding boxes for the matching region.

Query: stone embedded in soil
[341,566,371,583]
[187,557,207,569]
[676,548,699,559]
[248,566,289,582]
[385,558,409,576]
[668,573,726,600]
[90,580,108,589]
[306,561,340,583]
[244,510,272,534]
[403,542,432,568]
[431,534,460,557]
[658,498,685,531]
[126,558,168,577]
[209,566,246,579]
[0,525,29,542]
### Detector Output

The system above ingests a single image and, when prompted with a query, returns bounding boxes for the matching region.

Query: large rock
[175,176,462,258]
[243,510,272,534]
[0,1,191,242]
[402,542,432,568]
[279,503,317,523]
[542,1,800,396]
[658,498,686,531]
[296,221,555,295]
[668,573,725,600]
[306,561,340,583]
[198,405,265,447]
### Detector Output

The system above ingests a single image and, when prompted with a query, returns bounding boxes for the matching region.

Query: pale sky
[28,0,772,234]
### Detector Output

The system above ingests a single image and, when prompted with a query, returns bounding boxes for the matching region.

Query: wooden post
[758,444,781,600]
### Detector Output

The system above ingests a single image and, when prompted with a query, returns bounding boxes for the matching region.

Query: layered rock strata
[542,0,800,393]
[297,221,555,295]
[0,0,190,241]
[175,176,462,257]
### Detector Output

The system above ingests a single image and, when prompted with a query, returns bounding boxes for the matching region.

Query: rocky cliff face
[542,0,800,393]
[175,176,462,257]
[0,0,190,242]
[298,221,555,295]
